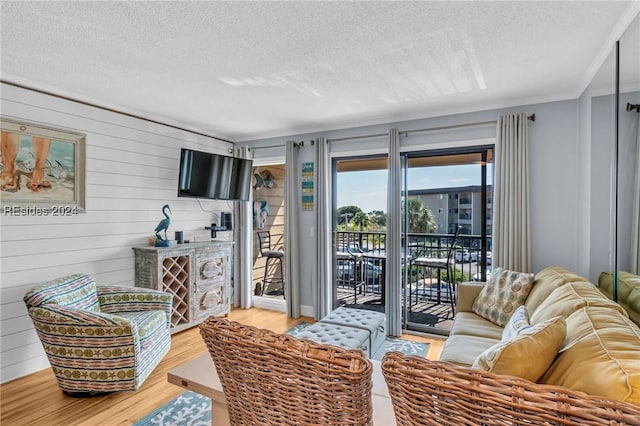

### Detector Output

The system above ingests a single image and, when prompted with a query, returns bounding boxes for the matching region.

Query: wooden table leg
[211,399,230,426]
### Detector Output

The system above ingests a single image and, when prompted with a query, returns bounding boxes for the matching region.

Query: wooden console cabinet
[133,241,234,333]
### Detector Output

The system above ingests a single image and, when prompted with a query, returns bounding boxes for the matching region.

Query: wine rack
[162,255,190,327]
[133,241,234,333]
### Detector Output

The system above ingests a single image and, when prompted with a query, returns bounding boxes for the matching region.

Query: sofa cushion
[540,306,640,404]
[524,267,586,314]
[599,271,640,303]
[449,312,503,340]
[455,282,486,313]
[599,271,640,327]
[472,268,534,326]
[502,305,530,341]
[629,287,640,318]
[472,316,566,382]
[439,334,499,367]
[530,281,627,325]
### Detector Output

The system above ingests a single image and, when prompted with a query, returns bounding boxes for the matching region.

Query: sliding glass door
[401,147,493,335]
[330,146,493,336]
[332,155,388,314]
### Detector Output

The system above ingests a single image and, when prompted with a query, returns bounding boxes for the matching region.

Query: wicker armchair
[200,318,373,426]
[381,351,640,426]
[24,273,172,395]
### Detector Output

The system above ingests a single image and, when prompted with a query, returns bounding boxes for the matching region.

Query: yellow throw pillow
[472,316,566,382]
[472,268,535,326]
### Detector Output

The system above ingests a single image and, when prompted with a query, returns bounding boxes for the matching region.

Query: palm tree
[368,210,387,229]
[407,198,435,233]
[352,211,370,231]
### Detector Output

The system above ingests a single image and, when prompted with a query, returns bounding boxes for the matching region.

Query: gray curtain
[285,141,301,317]
[386,128,402,337]
[235,146,253,308]
[631,114,640,274]
[492,113,531,272]
[314,137,332,320]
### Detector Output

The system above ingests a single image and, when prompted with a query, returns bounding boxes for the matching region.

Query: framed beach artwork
[0,117,86,215]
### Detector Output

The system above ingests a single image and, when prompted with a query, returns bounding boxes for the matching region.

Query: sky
[336,164,492,213]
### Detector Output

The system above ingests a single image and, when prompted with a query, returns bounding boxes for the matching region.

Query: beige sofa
[599,270,640,327]
[440,266,640,404]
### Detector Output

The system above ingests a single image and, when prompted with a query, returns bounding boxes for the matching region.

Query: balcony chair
[336,248,367,304]
[409,225,462,314]
[200,317,373,425]
[257,230,285,296]
[23,273,172,396]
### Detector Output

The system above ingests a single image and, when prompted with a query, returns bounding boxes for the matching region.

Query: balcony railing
[335,230,492,285]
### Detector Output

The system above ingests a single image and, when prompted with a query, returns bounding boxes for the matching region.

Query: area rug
[287,322,429,361]
[134,390,211,426]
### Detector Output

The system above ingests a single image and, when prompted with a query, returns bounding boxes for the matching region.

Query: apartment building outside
[408,185,493,237]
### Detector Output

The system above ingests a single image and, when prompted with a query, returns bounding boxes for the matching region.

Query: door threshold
[403,328,449,339]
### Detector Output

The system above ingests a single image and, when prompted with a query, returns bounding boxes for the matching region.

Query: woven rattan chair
[381,351,640,426]
[200,318,373,426]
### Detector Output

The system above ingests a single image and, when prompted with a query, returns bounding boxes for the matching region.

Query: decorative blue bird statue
[154,204,172,241]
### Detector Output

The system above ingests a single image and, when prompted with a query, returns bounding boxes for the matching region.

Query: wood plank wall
[251,164,285,295]
[0,84,234,383]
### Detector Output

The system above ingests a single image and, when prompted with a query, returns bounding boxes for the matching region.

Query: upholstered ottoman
[321,307,386,357]
[295,322,372,354]
[297,307,386,357]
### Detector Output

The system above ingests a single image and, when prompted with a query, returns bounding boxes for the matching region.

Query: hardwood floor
[0,307,444,425]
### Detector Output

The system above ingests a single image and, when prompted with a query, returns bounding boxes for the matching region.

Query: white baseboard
[252,296,286,312]
[300,304,314,318]
[251,298,315,319]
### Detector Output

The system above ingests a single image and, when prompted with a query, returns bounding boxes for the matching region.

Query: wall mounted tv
[178,148,253,201]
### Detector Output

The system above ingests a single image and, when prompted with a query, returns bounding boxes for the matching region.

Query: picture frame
[0,117,86,214]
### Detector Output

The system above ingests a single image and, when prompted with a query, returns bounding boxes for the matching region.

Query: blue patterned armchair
[23,273,172,395]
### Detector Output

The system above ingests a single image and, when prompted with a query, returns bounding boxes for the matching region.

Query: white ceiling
[0,1,637,142]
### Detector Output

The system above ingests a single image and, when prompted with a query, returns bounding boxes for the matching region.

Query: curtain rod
[1,79,235,144]
[327,132,389,143]
[627,103,640,112]
[400,114,535,137]
[246,141,303,151]
[326,114,536,142]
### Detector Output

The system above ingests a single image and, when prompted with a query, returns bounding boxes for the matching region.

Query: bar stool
[257,231,284,296]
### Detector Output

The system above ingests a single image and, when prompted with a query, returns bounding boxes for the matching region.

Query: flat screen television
[178,148,253,201]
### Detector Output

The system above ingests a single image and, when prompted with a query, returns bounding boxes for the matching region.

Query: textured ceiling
[0,1,637,142]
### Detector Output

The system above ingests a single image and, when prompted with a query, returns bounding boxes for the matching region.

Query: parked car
[337,244,367,254]
[455,250,478,263]
[336,259,382,283]
[478,251,493,266]
[455,250,492,265]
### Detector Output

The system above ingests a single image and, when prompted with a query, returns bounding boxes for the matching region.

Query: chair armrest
[27,304,130,327]
[97,285,173,315]
[456,282,485,312]
[27,305,138,372]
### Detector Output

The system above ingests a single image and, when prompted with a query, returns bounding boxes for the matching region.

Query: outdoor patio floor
[336,280,454,333]
[257,279,456,334]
